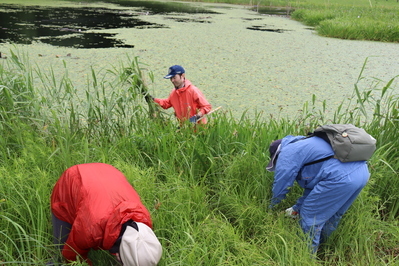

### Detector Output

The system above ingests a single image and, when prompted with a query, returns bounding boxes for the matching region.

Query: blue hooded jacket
[271,135,367,207]
[269,135,370,252]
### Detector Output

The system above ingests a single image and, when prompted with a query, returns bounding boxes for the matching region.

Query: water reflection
[251,6,293,16]
[0,1,218,49]
[109,0,219,14]
[247,25,286,33]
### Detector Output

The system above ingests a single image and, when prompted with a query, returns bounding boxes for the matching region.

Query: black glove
[189,114,200,123]
[141,91,153,99]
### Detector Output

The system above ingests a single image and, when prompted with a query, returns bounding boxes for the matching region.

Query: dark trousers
[52,212,72,251]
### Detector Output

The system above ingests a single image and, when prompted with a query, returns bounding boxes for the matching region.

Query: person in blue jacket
[266,135,370,253]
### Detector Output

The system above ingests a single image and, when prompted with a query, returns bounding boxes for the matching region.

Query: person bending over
[50,163,162,265]
[266,135,370,253]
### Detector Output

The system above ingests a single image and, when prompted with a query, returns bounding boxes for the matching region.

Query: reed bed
[0,50,398,265]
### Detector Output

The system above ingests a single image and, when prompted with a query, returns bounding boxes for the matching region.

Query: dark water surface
[0,1,219,48]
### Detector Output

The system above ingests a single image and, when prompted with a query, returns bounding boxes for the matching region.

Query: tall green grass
[0,50,398,265]
[188,0,399,43]
[291,5,399,42]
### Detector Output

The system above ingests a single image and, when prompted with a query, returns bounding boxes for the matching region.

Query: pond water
[0,1,220,48]
[1,0,398,120]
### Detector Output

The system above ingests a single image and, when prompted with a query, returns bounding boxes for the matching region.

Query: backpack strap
[302,132,333,167]
[306,130,330,144]
[303,155,334,167]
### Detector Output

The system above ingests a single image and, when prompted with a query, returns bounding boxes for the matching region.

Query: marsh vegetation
[1,49,398,265]
[1,0,398,119]
[1,0,399,265]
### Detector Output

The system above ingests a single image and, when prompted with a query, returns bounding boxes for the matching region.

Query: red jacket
[154,79,212,124]
[51,163,152,263]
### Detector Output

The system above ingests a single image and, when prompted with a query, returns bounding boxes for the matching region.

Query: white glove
[285,207,299,219]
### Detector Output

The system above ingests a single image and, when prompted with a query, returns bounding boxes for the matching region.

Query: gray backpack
[307,124,377,163]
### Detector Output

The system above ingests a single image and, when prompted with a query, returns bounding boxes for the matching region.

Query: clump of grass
[291,8,337,26]
[291,5,399,42]
[317,15,399,42]
[119,56,164,120]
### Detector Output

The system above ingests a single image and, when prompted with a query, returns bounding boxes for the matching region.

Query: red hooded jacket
[51,163,152,263]
[154,79,212,124]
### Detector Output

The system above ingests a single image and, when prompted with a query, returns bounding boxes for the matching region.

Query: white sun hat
[119,222,162,266]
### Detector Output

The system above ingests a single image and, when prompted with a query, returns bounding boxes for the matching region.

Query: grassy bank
[290,4,399,42]
[261,1,399,43]
[1,50,398,265]
[191,0,399,43]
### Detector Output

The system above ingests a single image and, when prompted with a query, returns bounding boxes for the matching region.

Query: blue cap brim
[266,144,281,172]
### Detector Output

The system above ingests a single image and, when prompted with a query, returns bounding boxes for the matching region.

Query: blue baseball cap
[164,65,185,79]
